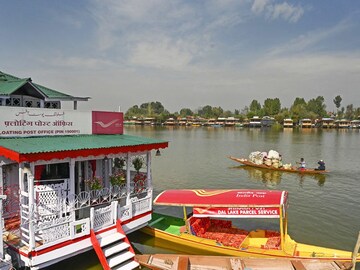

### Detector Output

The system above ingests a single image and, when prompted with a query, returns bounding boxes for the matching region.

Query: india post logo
[92,111,123,134]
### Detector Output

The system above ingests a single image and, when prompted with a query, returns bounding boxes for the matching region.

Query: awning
[154,189,288,219]
[0,134,168,162]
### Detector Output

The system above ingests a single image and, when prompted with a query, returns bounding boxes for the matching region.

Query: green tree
[179,108,193,117]
[198,105,210,118]
[125,105,142,118]
[292,97,306,107]
[333,95,342,110]
[263,98,281,116]
[223,110,232,117]
[212,106,224,118]
[344,104,354,120]
[249,100,261,114]
[307,96,327,117]
[290,104,308,123]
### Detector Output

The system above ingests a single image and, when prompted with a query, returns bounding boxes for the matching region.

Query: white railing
[9,178,151,250]
[90,201,118,231]
[119,189,153,222]
[34,217,90,251]
[132,196,152,216]
[119,204,132,222]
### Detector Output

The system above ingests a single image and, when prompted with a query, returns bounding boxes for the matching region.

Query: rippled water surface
[48,126,360,269]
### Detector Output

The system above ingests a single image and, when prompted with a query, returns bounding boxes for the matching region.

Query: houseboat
[0,71,168,269]
[224,117,236,127]
[205,118,217,127]
[334,119,350,129]
[178,118,187,126]
[282,118,294,128]
[163,117,177,126]
[299,119,312,128]
[316,118,335,129]
[249,116,262,128]
[261,116,276,127]
[350,119,360,129]
[143,117,156,126]
[216,118,226,127]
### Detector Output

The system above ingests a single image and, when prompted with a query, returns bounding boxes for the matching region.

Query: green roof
[0,78,28,95]
[0,134,167,154]
[0,71,89,101]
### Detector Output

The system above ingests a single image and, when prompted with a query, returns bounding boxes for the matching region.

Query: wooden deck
[135,254,354,270]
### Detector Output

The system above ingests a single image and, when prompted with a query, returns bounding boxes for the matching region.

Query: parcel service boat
[228,157,329,174]
[142,189,359,262]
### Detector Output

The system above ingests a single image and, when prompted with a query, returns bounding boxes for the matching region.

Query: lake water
[48,126,360,269]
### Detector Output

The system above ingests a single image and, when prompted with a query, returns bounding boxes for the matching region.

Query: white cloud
[251,0,270,14]
[270,2,304,22]
[251,0,304,23]
[129,38,194,70]
[87,0,250,70]
[43,56,115,69]
[267,19,351,56]
[256,53,360,75]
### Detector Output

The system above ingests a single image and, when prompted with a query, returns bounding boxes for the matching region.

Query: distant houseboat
[178,117,187,126]
[334,119,350,129]
[316,118,335,128]
[261,116,276,127]
[0,71,168,269]
[299,118,312,128]
[224,117,236,127]
[282,118,294,128]
[249,116,262,128]
[350,119,360,129]
[216,117,226,127]
[163,117,177,126]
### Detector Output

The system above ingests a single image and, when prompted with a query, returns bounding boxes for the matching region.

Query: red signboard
[154,189,288,207]
[92,111,123,135]
[193,207,280,218]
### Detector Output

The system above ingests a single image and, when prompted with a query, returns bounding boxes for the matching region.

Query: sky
[1,0,360,113]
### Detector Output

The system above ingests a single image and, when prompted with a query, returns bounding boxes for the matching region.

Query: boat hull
[228,157,328,174]
[142,213,358,262]
[135,254,354,270]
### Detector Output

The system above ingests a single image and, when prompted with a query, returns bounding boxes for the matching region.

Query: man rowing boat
[296,158,306,170]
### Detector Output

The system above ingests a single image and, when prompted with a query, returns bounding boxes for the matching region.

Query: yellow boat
[142,189,359,262]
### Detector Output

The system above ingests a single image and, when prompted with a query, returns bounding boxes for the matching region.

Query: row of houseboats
[125,116,360,129]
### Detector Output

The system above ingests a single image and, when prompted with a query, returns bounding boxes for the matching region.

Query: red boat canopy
[154,189,288,219]
[154,189,288,207]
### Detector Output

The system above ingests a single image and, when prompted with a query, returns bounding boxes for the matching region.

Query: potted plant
[132,156,143,173]
[132,156,146,192]
[85,176,103,190]
[114,157,125,171]
[109,171,126,186]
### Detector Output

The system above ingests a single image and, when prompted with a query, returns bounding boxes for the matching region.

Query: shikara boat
[228,156,329,174]
[142,189,359,262]
[135,254,354,270]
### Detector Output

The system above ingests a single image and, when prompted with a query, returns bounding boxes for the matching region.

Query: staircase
[91,220,139,270]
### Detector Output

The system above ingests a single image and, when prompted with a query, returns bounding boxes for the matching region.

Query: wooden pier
[135,254,353,270]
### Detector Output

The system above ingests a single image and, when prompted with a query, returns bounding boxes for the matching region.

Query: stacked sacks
[250,150,284,168]
[267,150,281,168]
[249,151,266,165]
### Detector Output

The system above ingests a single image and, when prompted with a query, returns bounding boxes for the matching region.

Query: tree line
[124,95,360,123]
